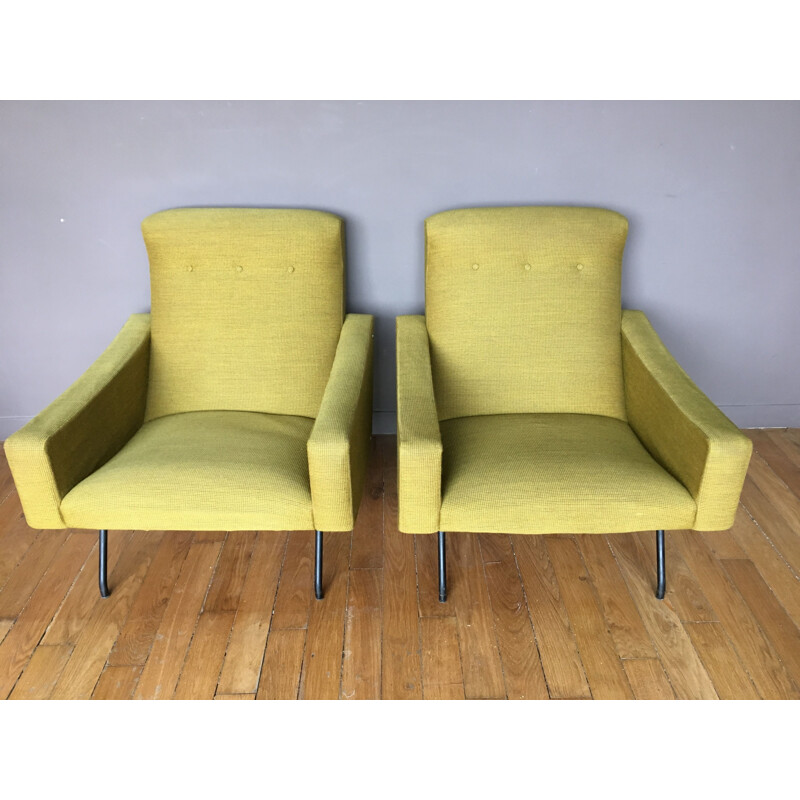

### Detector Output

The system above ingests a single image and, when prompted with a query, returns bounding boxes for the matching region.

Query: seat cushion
[439,414,696,534]
[61,411,315,531]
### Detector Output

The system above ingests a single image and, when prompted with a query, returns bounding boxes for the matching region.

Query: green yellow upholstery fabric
[143,208,345,422]
[4,314,151,529]
[60,411,315,531]
[425,206,628,422]
[308,314,374,531]
[396,205,751,536]
[622,310,752,530]
[396,315,442,533]
[438,414,696,534]
[6,209,372,535]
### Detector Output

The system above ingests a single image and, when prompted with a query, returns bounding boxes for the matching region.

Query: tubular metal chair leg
[656,529,666,599]
[438,531,447,603]
[99,529,110,598]
[315,530,324,600]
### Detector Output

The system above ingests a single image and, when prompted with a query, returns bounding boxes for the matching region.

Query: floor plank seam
[738,502,800,582]
[337,532,355,699]
[477,536,510,700]
[254,532,291,699]
[510,537,554,700]
[170,535,227,699]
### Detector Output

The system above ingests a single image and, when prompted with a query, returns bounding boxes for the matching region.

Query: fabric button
[577,263,584,271]
[187,265,193,272]
[288,266,295,273]
[524,264,531,271]
[236,265,243,273]
[472,264,479,270]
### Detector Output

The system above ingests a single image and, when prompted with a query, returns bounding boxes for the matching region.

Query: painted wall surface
[1,100,798,437]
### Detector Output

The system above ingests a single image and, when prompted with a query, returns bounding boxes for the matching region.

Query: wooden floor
[0,430,799,700]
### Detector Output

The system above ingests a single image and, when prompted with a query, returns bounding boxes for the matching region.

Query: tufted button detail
[576,263,584,271]
[187,265,193,272]
[236,265,243,273]
[288,265,295,273]
[472,263,479,270]
[524,263,531,271]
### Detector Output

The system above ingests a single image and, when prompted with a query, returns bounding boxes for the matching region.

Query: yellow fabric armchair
[5,208,374,601]
[397,206,752,603]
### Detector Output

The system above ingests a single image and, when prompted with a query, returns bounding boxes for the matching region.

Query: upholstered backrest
[142,208,344,421]
[425,206,628,421]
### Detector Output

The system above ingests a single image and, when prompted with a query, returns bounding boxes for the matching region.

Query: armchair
[5,208,374,599]
[397,206,751,601]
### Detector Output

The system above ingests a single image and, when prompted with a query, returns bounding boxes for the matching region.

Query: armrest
[307,313,374,531]
[4,314,151,529]
[396,315,442,533]
[622,310,752,530]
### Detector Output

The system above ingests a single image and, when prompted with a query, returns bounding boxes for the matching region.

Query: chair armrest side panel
[308,313,374,531]
[4,314,151,529]
[622,310,751,530]
[396,315,442,533]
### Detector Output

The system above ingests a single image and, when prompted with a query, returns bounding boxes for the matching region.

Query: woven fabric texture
[61,411,315,531]
[438,413,696,534]
[307,314,374,531]
[4,314,151,529]
[143,208,344,422]
[622,310,752,530]
[396,315,443,533]
[425,206,628,421]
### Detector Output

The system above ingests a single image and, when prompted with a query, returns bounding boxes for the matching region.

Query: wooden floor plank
[92,665,142,700]
[0,619,12,646]
[216,532,287,695]
[576,534,657,659]
[683,621,760,699]
[256,628,306,700]
[513,535,591,699]
[0,532,96,699]
[341,568,382,700]
[349,436,384,571]
[0,495,35,593]
[730,505,800,621]
[215,693,255,700]
[381,437,423,700]
[0,530,69,618]
[482,549,548,700]
[546,537,633,699]
[8,644,73,700]
[478,533,515,565]
[622,659,675,699]
[42,530,134,646]
[107,532,194,666]
[270,531,315,631]
[609,534,718,699]
[669,530,800,699]
[202,531,257,614]
[51,532,164,699]
[722,558,800,689]
[745,429,800,499]
[173,611,236,700]
[420,617,464,699]
[741,453,800,575]
[299,531,351,700]
[134,540,223,700]
[450,533,506,699]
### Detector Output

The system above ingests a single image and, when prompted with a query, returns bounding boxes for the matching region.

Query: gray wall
[1,101,798,437]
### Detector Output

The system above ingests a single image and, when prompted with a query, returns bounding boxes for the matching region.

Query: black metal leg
[656,529,666,599]
[315,530,324,600]
[99,529,110,598]
[438,531,447,603]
